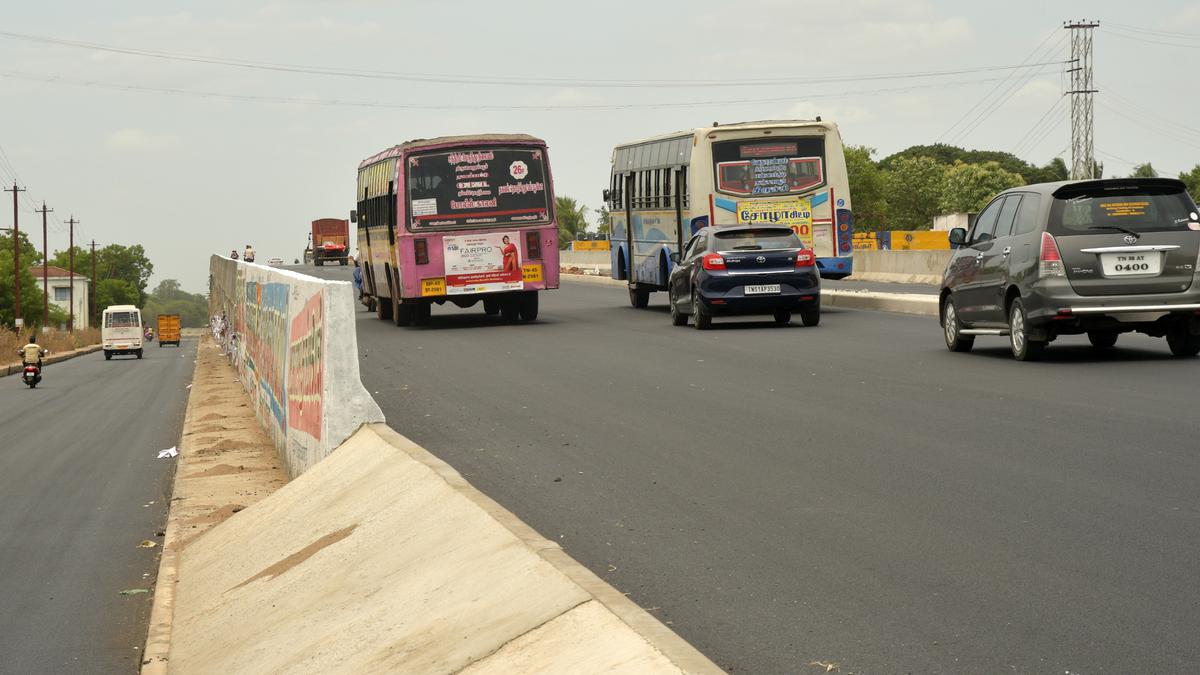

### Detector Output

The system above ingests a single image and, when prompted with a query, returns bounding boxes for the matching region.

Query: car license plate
[1100,252,1161,276]
[743,284,781,295]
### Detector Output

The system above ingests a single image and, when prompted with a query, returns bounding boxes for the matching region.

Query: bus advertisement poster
[736,198,814,247]
[443,231,524,295]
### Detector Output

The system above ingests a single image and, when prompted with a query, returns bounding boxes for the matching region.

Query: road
[302,264,1199,674]
[0,341,196,674]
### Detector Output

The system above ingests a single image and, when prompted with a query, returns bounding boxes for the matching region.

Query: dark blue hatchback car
[667,225,821,329]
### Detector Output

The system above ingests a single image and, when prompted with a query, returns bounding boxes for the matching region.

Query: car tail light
[525,231,542,259]
[701,253,726,270]
[1039,232,1065,277]
[795,250,816,268]
[414,238,429,265]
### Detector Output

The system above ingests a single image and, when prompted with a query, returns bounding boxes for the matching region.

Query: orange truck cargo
[157,314,181,347]
[311,218,350,266]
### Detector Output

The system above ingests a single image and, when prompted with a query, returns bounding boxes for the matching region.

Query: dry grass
[1,327,100,363]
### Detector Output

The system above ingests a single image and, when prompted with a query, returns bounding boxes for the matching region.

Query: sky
[1,0,1198,292]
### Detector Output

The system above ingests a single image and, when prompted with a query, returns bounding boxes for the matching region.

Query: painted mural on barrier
[287,291,323,440]
[243,278,289,442]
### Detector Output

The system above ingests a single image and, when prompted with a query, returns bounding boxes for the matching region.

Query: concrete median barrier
[850,250,952,285]
[209,255,384,477]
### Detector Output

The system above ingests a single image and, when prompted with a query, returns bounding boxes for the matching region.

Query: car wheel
[500,298,520,323]
[1166,322,1200,357]
[691,292,711,330]
[518,292,539,321]
[942,295,974,352]
[799,304,821,327]
[1087,331,1119,350]
[669,290,688,326]
[1008,298,1045,361]
[773,310,791,326]
[629,287,650,309]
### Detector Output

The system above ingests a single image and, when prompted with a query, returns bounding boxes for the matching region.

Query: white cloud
[860,17,973,50]
[786,101,875,125]
[105,128,181,152]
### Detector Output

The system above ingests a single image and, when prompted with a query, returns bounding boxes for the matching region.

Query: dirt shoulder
[141,336,289,673]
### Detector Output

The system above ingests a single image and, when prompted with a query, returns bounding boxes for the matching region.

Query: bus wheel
[412,302,432,326]
[394,300,413,327]
[375,295,393,321]
[629,287,650,309]
[483,298,500,315]
[518,292,538,321]
[500,298,520,323]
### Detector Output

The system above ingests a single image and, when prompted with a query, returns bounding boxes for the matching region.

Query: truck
[311,218,350,266]
[157,314,181,347]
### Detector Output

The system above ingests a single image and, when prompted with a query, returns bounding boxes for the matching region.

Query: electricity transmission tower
[1065,20,1099,180]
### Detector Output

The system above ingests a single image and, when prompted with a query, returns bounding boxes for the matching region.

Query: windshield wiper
[1087,225,1142,237]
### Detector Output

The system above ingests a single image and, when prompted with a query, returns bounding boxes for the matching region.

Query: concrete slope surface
[0,340,196,674]
[168,423,717,674]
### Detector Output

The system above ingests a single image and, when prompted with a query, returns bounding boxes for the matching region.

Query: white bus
[603,119,854,307]
[102,304,143,360]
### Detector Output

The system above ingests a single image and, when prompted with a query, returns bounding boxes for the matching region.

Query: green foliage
[844,145,888,231]
[95,278,139,309]
[141,279,208,328]
[1129,163,1158,178]
[594,206,611,235]
[883,156,947,230]
[49,243,153,305]
[940,161,1026,214]
[555,196,589,248]
[0,231,53,328]
[1180,165,1200,203]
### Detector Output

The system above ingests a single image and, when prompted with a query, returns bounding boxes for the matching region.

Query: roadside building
[28,265,90,330]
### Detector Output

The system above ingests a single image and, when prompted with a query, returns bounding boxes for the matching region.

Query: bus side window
[387,180,396,245]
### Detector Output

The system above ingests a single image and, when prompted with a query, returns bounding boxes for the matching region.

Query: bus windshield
[407,147,551,229]
[712,137,825,197]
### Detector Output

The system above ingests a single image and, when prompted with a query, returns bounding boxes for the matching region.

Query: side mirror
[602,189,611,203]
[948,227,967,246]
[349,210,358,224]
[669,252,681,264]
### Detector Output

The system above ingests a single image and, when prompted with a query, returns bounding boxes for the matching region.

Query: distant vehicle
[267,256,285,266]
[668,225,820,329]
[102,305,143,360]
[356,133,559,325]
[940,177,1200,360]
[157,314,181,347]
[311,218,349,266]
[604,119,854,311]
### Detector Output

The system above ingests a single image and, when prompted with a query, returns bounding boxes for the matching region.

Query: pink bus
[355,134,560,325]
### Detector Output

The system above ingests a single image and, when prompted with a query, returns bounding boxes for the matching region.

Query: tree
[555,196,589,248]
[1180,164,1200,203]
[594,206,611,235]
[940,161,1026,214]
[49,243,153,305]
[844,145,888,231]
[0,231,53,328]
[883,156,948,230]
[95,278,139,309]
[141,278,209,328]
[1130,163,1158,178]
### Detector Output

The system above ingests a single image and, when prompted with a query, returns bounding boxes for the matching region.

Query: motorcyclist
[19,335,47,369]
[230,249,239,260]
[145,326,154,341]
[244,244,256,263]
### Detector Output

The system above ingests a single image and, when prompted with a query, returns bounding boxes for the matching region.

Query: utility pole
[1065,20,1099,180]
[5,182,26,328]
[90,239,97,328]
[35,201,53,329]
[66,215,78,333]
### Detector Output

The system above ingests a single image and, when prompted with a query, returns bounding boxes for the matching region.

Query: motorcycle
[22,362,42,388]
[145,329,154,342]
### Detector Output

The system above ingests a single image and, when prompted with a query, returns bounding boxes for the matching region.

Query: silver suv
[940,178,1200,360]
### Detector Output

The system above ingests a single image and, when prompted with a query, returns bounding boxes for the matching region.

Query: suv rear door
[1048,180,1200,296]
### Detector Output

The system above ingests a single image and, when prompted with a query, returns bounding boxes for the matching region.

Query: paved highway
[302,265,1198,674]
[0,341,196,674]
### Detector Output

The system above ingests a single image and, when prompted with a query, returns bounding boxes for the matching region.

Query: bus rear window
[105,312,139,328]
[1048,184,1200,235]
[713,136,825,197]
[407,147,551,229]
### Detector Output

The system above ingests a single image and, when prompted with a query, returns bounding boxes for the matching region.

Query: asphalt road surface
[300,264,1198,674]
[0,340,196,674]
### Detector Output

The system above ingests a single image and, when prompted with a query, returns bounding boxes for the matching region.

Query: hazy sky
[2,0,1197,292]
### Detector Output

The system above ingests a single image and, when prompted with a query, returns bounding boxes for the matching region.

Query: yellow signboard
[571,240,611,251]
[522,263,543,282]
[421,277,446,296]
[736,198,814,247]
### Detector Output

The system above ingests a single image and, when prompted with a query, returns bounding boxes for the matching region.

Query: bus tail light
[526,231,542,259]
[795,250,816,268]
[702,253,726,271]
[1039,232,1064,277]
[414,238,430,265]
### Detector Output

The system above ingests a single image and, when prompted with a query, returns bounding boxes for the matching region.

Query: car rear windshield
[713,229,803,250]
[1048,184,1200,235]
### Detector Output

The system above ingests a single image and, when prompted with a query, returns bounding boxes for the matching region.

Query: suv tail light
[1039,232,1065,277]
[525,231,542,259]
[414,238,430,265]
[795,249,816,268]
[701,253,726,270]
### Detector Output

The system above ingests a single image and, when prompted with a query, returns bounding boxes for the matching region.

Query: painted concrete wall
[209,255,384,477]
[849,250,953,285]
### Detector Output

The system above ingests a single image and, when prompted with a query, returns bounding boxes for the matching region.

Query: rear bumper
[1025,279,1200,330]
[816,255,853,280]
[697,274,820,315]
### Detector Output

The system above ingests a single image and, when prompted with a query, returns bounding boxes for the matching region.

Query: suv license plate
[1100,252,1161,276]
[744,284,781,295]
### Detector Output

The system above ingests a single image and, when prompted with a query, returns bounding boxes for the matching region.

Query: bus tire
[500,298,520,323]
[104,351,112,361]
[412,302,432,326]
[315,259,323,267]
[483,298,500,315]
[375,295,393,321]
[518,292,538,321]
[394,300,413,327]
[629,287,650,309]
[136,349,143,359]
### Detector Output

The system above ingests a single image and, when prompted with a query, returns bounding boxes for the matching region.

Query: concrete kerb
[1,343,102,377]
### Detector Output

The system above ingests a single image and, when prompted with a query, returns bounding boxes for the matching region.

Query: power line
[1011,94,1066,157]
[1098,100,1200,152]
[1104,22,1200,41]
[1103,27,1200,49]
[1102,89,1200,142]
[0,28,1068,89]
